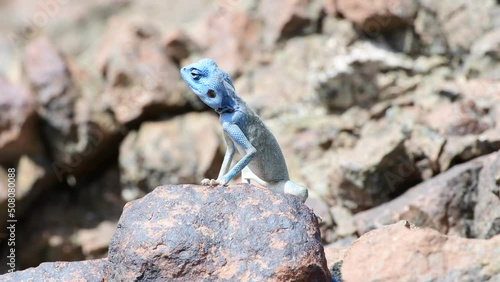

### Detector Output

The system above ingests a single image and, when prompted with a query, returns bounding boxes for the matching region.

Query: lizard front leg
[201,133,235,186]
[213,123,256,186]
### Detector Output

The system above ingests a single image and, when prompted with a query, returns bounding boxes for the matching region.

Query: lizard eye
[190,69,201,80]
[207,89,216,98]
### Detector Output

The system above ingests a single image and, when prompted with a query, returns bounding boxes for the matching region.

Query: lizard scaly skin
[180,58,308,202]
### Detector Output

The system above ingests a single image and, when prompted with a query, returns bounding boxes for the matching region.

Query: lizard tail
[284,181,308,203]
[267,180,308,203]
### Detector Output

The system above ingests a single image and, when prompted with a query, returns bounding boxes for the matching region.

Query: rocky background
[0,0,499,279]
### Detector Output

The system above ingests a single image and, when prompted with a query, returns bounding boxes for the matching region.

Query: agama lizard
[180,58,308,202]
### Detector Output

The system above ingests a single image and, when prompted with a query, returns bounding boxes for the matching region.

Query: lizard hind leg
[268,180,308,203]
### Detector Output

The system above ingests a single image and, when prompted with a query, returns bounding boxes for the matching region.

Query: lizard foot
[201,179,224,186]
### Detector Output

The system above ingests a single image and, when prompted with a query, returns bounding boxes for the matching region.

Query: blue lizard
[180,58,308,202]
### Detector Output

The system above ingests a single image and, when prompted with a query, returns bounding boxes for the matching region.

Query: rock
[474,152,500,239]
[415,0,497,55]
[354,151,500,238]
[323,0,338,16]
[15,165,124,269]
[108,184,330,281]
[323,244,349,282]
[465,29,500,80]
[306,196,334,242]
[438,133,500,172]
[311,40,414,111]
[258,0,323,46]
[336,0,419,34]
[405,125,445,180]
[0,259,109,282]
[163,29,197,65]
[96,17,194,126]
[0,77,37,164]
[23,37,120,182]
[330,205,356,238]
[119,113,222,199]
[200,8,260,76]
[235,35,326,118]
[342,221,500,282]
[334,122,419,211]
[77,221,117,258]
[23,37,79,145]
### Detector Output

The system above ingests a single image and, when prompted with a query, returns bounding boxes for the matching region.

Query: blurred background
[0,0,499,274]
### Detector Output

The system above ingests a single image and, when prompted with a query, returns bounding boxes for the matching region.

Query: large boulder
[1,184,330,281]
[354,151,500,238]
[108,184,330,281]
[342,221,500,281]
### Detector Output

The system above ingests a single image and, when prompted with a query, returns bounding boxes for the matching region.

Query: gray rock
[0,259,109,282]
[119,113,222,199]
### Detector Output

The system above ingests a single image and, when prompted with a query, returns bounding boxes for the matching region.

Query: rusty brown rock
[0,259,109,282]
[0,77,37,164]
[342,221,500,282]
[108,184,330,281]
[354,151,500,238]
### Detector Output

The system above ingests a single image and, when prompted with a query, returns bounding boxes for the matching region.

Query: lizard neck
[216,90,241,115]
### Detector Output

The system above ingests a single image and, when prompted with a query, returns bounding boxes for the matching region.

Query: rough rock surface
[0,184,330,281]
[119,113,222,199]
[108,184,330,281]
[0,259,109,282]
[0,77,37,164]
[342,221,500,282]
[97,17,195,126]
[354,151,500,237]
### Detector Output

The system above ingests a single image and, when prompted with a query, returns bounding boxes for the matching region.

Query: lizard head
[180,58,236,113]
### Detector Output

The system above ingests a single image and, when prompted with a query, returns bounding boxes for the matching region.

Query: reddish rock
[323,0,338,16]
[163,29,197,65]
[258,0,323,46]
[23,37,122,183]
[342,221,500,282]
[354,151,500,238]
[96,17,193,126]
[0,77,37,164]
[0,259,109,281]
[201,9,260,76]
[119,112,222,199]
[23,37,78,139]
[108,184,330,281]
[336,0,419,34]
[324,243,349,282]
